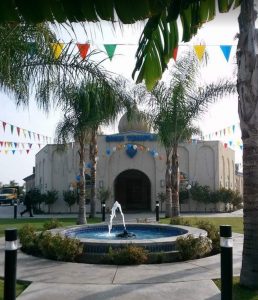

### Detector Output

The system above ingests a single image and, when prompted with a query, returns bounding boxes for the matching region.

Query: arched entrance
[114,169,151,211]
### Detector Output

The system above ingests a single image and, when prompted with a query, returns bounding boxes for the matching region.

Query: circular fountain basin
[55,223,207,254]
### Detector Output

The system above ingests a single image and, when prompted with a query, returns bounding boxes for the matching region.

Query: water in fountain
[108,201,126,234]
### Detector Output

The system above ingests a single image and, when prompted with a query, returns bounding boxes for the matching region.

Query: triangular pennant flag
[232,125,235,133]
[10,125,14,134]
[76,43,90,60]
[38,144,41,148]
[173,47,178,61]
[223,129,226,135]
[37,134,40,141]
[0,141,2,147]
[220,45,232,62]
[26,149,30,154]
[33,132,36,140]
[12,150,15,155]
[17,127,20,136]
[4,150,8,154]
[104,44,117,61]
[215,132,218,136]
[229,141,233,146]
[8,142,12,147]
[240,145,243,150]
[224,143,228,149]
[51,43,64,59]
[2,122,6,131]
[28,131,31,139]
[23,129,27,138]
[193,45,206,61]
[28,143,32,149]
[4,142,6,147]
[14,142,18,148]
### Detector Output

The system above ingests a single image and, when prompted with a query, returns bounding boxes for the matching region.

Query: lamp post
[186,183,192,212]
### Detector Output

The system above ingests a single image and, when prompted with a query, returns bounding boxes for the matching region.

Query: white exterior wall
[34,135,236,213]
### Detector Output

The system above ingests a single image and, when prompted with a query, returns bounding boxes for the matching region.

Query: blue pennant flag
[220,45,232,62]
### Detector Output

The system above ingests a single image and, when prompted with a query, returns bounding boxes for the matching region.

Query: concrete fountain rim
[51,223,207,245]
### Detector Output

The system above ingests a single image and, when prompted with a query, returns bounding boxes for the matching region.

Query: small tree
[157,192,166,212]
[97,187,111,204]
[30,189,44,212]
[63,191,77,213]
[44,190,58,214]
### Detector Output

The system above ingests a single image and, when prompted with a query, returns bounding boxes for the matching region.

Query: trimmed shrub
[170,217,191,226]
[196,220,220,253]
[38,232,82,261]
[19,224,82,262]
[106,245,148,265]
[176,234,212,260]
[43,218,63,230]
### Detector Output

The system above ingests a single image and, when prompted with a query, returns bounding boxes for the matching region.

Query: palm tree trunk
[90,127,97,218]
[165,156,172,218]
[238,0,258,288]
[77,141,86,224]
[171,147,180,217]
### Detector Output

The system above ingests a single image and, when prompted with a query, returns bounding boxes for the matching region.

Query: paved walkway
[0,211,243,299]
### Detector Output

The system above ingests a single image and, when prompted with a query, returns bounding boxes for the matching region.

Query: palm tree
[55,80,132,224]
[150,51,236,217]
[0,22,117,110]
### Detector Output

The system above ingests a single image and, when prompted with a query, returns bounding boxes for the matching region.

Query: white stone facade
[35,130,236,213]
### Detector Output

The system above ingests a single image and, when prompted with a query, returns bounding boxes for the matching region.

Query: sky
[0,6,245,185]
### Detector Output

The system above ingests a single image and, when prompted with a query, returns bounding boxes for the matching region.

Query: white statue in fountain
[108,201,126,234]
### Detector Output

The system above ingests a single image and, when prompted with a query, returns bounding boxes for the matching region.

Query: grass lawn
[160,216,243,233]
[0,279,30,299]
[214,277,258,300]
[0,217,101,237]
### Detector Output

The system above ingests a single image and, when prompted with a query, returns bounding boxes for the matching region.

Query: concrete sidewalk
[0,230,243,299]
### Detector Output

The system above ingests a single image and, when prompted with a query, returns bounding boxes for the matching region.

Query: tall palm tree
[0,22,116,110]
[150,51,236,217]
[55,80,132,224]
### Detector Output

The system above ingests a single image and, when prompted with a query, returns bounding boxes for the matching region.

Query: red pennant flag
[17,127,20,136]
[26,149,30,154]
[2,122,6,131]
[224,143,228,149]
[173,47,178,61]
[77,43,90,60]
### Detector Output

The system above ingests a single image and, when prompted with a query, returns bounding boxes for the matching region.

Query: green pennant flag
[104,44,117,61]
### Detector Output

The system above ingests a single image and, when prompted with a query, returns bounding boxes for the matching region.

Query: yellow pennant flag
[194,45,206,61]
[51,43,64,59]
[4,150,8,154]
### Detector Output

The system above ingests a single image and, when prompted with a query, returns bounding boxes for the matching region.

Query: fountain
[53,201,207,260]
[108,201,136,238]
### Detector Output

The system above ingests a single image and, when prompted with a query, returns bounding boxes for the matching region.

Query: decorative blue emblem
[126,144,137,158]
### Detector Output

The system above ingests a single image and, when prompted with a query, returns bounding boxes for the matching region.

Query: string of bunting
[0,120,52,143]
[48,41,237,62]
[0,141,44,149]
[0,149,32,155]
[202,122,243,150]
